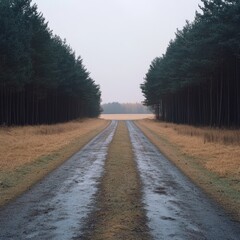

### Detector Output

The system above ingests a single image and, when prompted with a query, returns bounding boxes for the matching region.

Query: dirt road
[0,120,239,240]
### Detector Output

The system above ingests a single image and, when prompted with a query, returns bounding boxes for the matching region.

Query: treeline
[141,0,240,127]
[102,102,151,114]
[0,0,101,125]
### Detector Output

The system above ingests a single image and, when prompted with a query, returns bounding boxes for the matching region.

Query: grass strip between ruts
[82,121,151,240]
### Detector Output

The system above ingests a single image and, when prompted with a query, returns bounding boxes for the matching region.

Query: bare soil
[82,121,151,240]
[135,119,240,221]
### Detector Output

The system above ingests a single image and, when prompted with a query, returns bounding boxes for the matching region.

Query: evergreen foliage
[141,0,240,127]
[0,0,101,125]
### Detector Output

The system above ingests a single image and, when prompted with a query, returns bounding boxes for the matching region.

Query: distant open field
[100,114,154,120]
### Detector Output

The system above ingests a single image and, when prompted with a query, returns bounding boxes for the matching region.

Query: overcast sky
[32,0,202,104]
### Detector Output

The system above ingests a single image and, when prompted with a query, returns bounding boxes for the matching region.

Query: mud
[127,121,240,240]
[0,121,117,240]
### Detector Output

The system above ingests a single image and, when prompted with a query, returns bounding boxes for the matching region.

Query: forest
[141,0,240,127]
[102,102,151,114]
[0,0,101,125]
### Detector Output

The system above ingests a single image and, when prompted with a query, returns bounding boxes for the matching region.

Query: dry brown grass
[85,121,150,240]
[138,120,240,178]
[135,119,240,220]
[0,119,108,170]
[171,123,240,146]
[0,119,109,206]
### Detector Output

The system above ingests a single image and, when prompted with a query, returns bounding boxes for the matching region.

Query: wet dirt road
[1,120,240,240]
[0,121,117,240]
[127,121,240,240]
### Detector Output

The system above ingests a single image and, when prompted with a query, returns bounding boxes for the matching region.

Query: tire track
[127,120,240,240]
[0,121,117,240]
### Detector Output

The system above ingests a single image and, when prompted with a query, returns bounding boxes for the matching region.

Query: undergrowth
[163,123,240,146]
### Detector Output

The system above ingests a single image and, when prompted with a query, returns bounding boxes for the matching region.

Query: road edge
[0,120,110,207]
[134,120,240,222]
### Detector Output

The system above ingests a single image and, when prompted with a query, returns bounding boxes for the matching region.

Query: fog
[33,0,202,103]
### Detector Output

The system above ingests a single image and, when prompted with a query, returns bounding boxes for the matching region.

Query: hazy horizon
[33,0,202,104]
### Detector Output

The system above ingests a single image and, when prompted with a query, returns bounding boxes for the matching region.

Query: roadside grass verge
[0,119,109,206]
[170,123,240,146]
[135,119,240,221]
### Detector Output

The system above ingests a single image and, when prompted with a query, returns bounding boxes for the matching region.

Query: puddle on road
[127,121,240,240]
[0,121,117,240]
